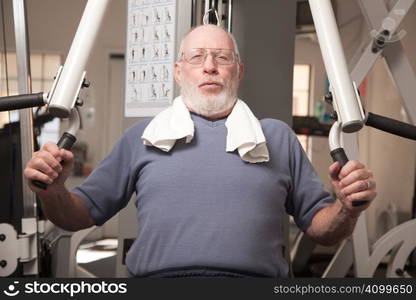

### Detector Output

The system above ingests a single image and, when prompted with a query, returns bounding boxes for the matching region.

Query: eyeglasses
[180,48,239,66]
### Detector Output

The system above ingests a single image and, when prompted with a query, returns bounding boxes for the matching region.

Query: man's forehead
[183,25,234,51]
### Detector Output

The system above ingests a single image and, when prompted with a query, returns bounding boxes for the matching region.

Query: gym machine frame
[291,0,416,277]
[0,0,110,277]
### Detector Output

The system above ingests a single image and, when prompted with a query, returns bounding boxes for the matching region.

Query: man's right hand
[24,142,74,193]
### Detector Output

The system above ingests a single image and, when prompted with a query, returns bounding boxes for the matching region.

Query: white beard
[180,71,239,118]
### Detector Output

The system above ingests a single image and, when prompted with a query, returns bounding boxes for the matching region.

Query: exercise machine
[291,0,416,278]
[0,0,110,277]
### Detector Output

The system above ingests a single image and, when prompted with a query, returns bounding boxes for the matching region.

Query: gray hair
[177,25,241,63]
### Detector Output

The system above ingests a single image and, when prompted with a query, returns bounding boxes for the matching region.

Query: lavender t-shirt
[72,113,333,277]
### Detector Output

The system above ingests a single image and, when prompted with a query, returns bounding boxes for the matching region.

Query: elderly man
[24,25,376,278]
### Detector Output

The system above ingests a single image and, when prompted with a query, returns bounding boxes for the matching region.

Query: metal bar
[384,0,414,31]
[12,0,37,219]
[322,239,354,277]
[1,0,10,96]
[204,0,209,16]
[350,42,379,86]
[227,0,233,32]
[48,0,110,118]
[309,0,364,133]
[359,0,414,33]
[217,0,223,27]
[350,195,371,277]
[351,0,414,85]
[191,0,197,27]
[290,232,316,275]
[210,0,216,11]
[12,0,39,276]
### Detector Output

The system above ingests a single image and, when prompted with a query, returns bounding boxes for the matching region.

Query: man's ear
[174,62,181,85]
[238,62,245,81]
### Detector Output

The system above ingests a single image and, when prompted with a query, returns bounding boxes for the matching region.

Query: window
[0,52,61,147]
[292,64,311,156]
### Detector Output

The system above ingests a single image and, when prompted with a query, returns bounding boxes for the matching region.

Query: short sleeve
[285,131,334,231]
[71,133,136,226]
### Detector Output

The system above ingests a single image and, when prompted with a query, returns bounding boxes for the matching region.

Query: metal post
[12,0,37,219]
[308,0,364,133]
[48,0,110,118]
[13,0,39,276]
[358,0,414,33]
[191,0,197,27]
[227,0,233,32]
[204,0,209,16]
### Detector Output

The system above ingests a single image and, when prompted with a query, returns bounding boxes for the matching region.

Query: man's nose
[202,54,219,75]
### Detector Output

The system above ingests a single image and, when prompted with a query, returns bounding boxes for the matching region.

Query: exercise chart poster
[125,0,176,117]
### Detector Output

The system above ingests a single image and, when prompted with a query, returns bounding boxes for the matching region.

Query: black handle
[330,148,349,167]
[56,132,77,150]
[32,132,76,190]
[366,112,416,140]
[0,92,45,111]
[330,148,367,207]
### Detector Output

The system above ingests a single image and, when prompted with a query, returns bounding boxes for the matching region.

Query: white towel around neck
[141,96,269,163]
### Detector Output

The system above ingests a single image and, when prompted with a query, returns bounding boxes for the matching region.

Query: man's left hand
[329,160,377,217]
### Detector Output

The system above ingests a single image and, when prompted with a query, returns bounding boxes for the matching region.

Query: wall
[231,0,296,125]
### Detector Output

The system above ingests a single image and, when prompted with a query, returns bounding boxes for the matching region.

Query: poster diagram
[125,0,176,117]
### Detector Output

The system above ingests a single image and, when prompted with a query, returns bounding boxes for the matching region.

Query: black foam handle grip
[32,132,76,190]
[57,132,77,150]
[330,148,349,167]
[330,148,367,207]
[366,112,416,140]
[0,92,45,111]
